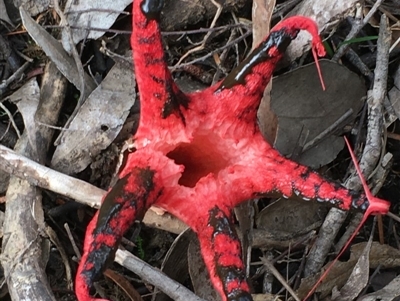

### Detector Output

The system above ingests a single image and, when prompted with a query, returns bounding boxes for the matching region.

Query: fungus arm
[75,166,161,301]
[132,0,189,140]
[242,148,388,213]
[194,206,252,301]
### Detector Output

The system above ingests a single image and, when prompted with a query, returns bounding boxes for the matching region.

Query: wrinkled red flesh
[166,133,230,187]
[75,1,390,301]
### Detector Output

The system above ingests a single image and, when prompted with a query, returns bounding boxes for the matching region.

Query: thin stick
[332,0,383,61]
[64,223,82,259]
[0,102,21,138]
[172,30,252,69]
[302,109,353,152]
[115,250,206,301]
[174,0,223,66]
[387,212,400,224]
[260,257,301,301]
[0,61,30,92]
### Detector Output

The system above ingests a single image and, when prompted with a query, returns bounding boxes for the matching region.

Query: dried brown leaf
[297,242,400,299]
[272,60,365,168]
[51,61,135,174]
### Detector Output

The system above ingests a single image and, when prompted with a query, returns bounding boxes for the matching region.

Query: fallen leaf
[61,0,132,53]
[359,275,400,301]
[7,78,39,155]
[271,60,366,168]
[0,0,13,24]
[51,60,135,174]
[103,269,144,301]
[256,198,327,239]
[14,0,50,16]
[332,236,372,301]
[20,7,96,98]
[155,229,194,301]
[297,242,400,299]
[188,238,221,301]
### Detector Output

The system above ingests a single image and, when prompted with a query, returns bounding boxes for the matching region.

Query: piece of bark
[2,164,56,301]
[1,62,67,301]
[304,14,391,278]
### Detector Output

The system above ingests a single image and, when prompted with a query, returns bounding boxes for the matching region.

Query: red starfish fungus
[75,1,390,301]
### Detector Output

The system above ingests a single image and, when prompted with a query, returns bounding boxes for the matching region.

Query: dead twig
[65,222,82,259]
[115,250,206,301]
[42,22,249,37]
[302,109,353,153]
[346,14,390,191]
[335,15,392,251]
[332,0,383,62]
[46,225,74,290]
[337,152,393,250]
[211,13,243,85]
[0,61,30,95]
[0,61,67,301]
[260,256,301,301]
[174,0,223,66]
[0,143,105,206]
[304,14,391,277]
[172,28,252,69]
[0,102,21,138]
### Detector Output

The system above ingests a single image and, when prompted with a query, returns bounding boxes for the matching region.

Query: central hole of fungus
[167,134,229,188]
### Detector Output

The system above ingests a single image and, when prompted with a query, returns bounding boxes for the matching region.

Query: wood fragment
[1,61,67,301]
[304,13,391,278]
